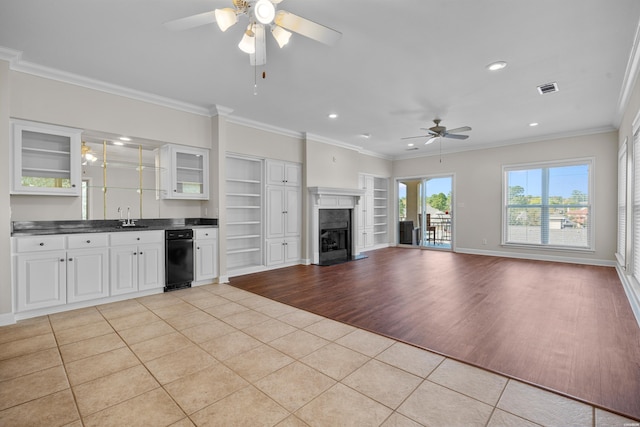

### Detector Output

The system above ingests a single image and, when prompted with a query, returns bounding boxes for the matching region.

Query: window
[503,159,592,250]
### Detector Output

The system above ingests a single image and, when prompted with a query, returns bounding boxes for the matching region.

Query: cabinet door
[284,163,301,187]
[195,238,218,281]
[160,145,209,200]
[266,186,285,238]
[284,187,300,236]
[266,239,285,266]
[265,160,286,186]
[11,120,82,196]
[15,252,67,311]
[138,243,164,291]
[67,248,109,303]
[110,246,138,296]
[284,238,300,263]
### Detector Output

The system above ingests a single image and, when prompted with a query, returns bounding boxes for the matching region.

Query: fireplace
[319,209,351,265]
[308,187,365,265]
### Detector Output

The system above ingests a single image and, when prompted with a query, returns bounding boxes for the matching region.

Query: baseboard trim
[0,312,16,326]
[455,247,616,267]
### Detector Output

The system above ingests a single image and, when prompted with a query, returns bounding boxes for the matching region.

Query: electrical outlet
[482,238,488,245]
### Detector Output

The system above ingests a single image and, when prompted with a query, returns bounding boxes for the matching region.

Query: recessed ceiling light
[119,136,131,141]
[529,122,539,127]
[408,143,414,147]
[328,113,338,119]
[113,141,125,146]
[359,133,371,139]
[486,61,507,71]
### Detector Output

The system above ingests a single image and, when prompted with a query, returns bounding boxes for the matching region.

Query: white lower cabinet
[194,228,218,282]
[109,231,164,296]
[266,238,300,266]
[67,248,109,303]
[15,251,67,312]
[13,233,110,311]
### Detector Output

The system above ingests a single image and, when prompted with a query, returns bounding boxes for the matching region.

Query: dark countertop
[11,218,218,236]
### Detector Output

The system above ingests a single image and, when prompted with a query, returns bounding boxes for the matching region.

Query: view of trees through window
[505,162,591,248]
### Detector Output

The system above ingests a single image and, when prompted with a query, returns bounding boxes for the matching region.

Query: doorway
[398,175,453,250]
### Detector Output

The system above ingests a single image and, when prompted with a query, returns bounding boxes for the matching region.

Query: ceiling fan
[402,119,472,145]
[164,0,342,66]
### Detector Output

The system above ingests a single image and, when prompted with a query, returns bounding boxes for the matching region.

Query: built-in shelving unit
[373,176,389,245]
[225,155,263,273]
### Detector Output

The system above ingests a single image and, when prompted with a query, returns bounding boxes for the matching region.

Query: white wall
[393,132,618,264]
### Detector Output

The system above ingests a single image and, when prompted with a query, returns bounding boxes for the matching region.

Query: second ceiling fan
[403,119,472,145]
[164,0,342,66]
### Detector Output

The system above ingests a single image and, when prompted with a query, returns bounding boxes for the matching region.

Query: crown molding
[0,46,212,117]
[225,114,302,139]
[304,132,392,160]
[616,17,640,125]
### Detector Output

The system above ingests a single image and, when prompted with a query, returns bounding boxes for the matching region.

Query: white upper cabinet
[11,119,82,196]
[266,160,301,187]
[157,144,210,200]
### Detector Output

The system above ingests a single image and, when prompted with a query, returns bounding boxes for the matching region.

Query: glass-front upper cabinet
[11,119,82,196]
[157,144,209,200]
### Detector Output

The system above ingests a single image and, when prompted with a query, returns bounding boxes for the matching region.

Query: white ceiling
[1,0,639,159]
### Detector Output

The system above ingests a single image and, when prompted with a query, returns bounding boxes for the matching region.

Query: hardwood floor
[229,247,640,420]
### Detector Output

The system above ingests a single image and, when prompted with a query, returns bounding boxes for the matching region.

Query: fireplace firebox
[319,209,351,265]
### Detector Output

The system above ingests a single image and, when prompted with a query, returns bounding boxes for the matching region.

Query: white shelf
[227,247,261,255]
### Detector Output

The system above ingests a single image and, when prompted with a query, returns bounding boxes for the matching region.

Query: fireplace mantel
[308,187,364,265]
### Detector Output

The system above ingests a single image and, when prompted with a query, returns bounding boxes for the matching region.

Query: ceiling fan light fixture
[215,8,238,31]
[238,26,256,54]
[254,0,276,24]
[271,25,291,48]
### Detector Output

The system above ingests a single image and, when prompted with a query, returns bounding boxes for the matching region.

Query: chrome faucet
[118,206,136,226]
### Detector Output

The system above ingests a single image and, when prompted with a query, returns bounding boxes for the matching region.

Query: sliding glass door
[398,175,453,250]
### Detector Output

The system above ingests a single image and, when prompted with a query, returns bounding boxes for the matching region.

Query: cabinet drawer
[109,230,164,246]
[67,233,109,249]
[195,228,217,240]
[14,235,65,253]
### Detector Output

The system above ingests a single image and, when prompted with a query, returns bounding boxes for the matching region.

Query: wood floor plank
[229,247,640,420]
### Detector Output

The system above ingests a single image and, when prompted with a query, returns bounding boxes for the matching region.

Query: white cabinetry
[266,160,301,187]
[265,160,301,266]
[226,155,263,273]
[357,174,389,251]
[13,233,109,312]
[194,228,218,283]
[66,234,109,303]
[109,231,164,296]
[11,119,82,196]
[157,144,209,200]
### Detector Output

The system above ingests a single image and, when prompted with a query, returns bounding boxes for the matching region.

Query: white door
[110,246,138,295]
[284,187,300,236]
[16,252,67,311]
[138,243,164,291]
[195,239,218,280]
[67,248,109,303]
[266,186,285,238]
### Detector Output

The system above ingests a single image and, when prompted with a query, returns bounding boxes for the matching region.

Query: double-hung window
[503,159,593,250]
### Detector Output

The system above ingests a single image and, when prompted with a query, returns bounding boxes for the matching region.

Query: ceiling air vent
[537,82,559,95]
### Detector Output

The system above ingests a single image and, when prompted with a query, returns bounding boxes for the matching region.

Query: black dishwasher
[165,229,194,292]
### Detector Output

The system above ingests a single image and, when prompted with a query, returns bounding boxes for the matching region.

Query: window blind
[617,144,627,267]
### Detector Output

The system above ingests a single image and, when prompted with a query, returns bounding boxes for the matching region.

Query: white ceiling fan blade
[250,25,267,66]
[274,10,342,45]
[163,11,217,31]
[401,135,430,140]
[446,126,472,134]
[443,133,469,140]
[425,137,438,145]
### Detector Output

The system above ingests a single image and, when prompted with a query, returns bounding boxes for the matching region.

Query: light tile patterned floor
[0,283,637,427]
